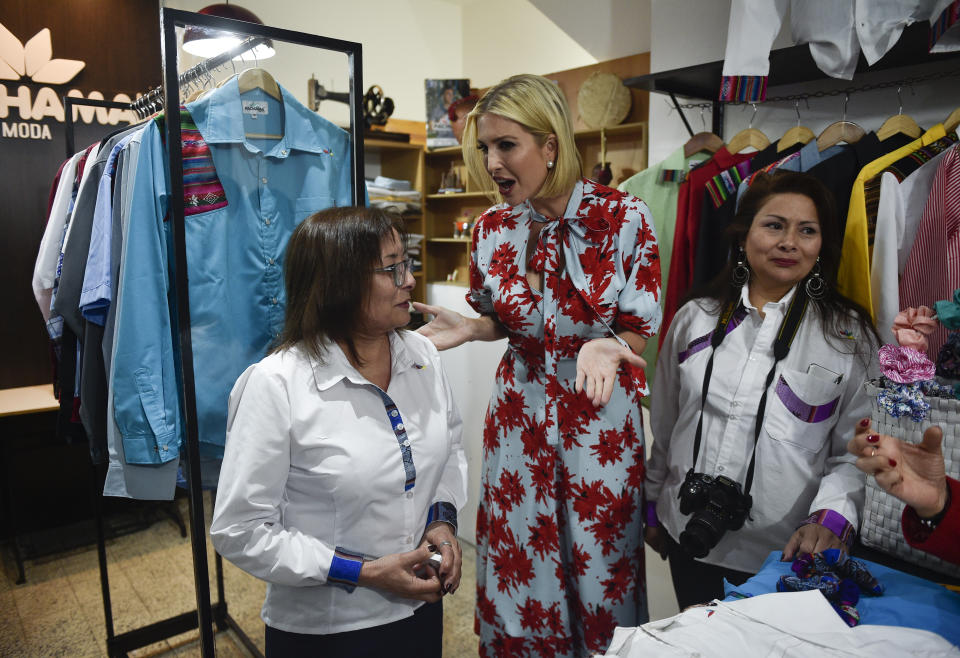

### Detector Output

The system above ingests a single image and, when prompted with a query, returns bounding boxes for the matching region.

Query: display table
[600,551,960,657]
[0,384,59,583]
[726,551,960,645]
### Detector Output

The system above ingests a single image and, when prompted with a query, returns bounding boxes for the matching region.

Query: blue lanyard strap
[377,389,417,492]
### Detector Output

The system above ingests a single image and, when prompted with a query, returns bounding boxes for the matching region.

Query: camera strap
[690,288,809,497]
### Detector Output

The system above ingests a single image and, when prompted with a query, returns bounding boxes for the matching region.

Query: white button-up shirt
[722,0,957,81]
[647,285,874,573]
[210,331,467,634]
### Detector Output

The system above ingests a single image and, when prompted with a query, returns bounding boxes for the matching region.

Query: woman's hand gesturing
[576,337,647,407]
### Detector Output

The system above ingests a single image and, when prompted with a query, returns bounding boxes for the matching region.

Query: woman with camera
[645,171,878,609]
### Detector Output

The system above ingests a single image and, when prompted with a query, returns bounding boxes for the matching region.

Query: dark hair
[685,170,879,350]
[274,206,407,365]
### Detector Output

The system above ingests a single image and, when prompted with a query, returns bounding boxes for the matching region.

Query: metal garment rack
[59,9,365,657]
[157,8,365,658]
[62,95,198,658]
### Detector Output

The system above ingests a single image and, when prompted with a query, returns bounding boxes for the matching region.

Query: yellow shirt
[838,123,946,320]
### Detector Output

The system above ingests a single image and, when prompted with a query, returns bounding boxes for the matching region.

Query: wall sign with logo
[0,2,160,388]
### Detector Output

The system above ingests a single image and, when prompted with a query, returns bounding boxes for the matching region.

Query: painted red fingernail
[859,418,870,427]
[889,459,897,467]
[866,434,879,443]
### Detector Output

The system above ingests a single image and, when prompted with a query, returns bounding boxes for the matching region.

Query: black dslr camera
[677,468,753,559]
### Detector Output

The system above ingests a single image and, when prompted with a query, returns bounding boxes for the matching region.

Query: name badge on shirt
[242,100,268,119]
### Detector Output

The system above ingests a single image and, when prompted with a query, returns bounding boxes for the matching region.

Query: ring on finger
[870,446,877,457]
[438,540,453,548]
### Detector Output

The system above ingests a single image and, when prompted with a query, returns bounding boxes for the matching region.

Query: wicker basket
[860,379,960,577]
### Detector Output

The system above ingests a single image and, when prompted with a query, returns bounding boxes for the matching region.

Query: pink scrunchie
[892,306,937,353]
[878,344,936,384]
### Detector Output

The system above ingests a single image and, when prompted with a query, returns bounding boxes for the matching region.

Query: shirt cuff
[327,547,364,592]
[645,501,658,527]
[719,75,768,102]
[800,509,856,549]
[426,501,458,534]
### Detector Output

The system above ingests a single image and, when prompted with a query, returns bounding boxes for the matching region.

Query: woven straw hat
[577,72,631,129]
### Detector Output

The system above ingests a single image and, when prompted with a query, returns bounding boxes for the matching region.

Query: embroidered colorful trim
[800,510,856,549]
[930,0,960,50]
[677,306,749,363]
[704,159,751,209]
[154,108,229,217]
[719,74,768,102]
[378,389,417,491]
[426,501,458,533]
[742,150,801,189]
[327,546,365,591]
[657,169,687,184]
[774,376,840,423]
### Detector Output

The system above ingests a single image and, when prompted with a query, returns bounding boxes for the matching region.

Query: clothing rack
[62,95,211,658]
[131,35,269,120]
[59,8,366,656]
[626,21,960,139]
[157,8,365,657]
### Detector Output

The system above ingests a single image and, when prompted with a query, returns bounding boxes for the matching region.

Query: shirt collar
[311,332,423,392]
[740,282,798,313]
[187,76,336,157]
[522,178,610,242]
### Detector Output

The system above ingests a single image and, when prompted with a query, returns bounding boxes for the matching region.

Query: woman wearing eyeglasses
[211,207,468,657]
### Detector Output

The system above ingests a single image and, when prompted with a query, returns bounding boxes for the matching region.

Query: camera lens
[679,511,726,559]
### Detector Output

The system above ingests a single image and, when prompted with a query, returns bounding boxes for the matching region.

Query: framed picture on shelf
[425,78,470,149]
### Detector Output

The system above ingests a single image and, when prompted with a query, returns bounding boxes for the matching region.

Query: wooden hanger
[777,125,815,152]
[877,114,922,141]
[727,128,770,154]
[777,100,814,152]
[726,103,770,154]
[816,93,865,150]
[238,67,281,101]
[683,131,724,158]
[944,106,960,133]
[877,87,922,141]
[816,121,865,150]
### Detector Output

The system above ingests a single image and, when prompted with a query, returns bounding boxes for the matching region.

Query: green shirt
[618,146,704,389]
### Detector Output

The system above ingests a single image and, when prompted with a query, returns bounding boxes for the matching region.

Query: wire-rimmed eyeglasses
[374,257,413,287]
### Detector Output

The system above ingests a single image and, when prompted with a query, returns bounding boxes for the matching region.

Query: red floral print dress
[467,178,662,657]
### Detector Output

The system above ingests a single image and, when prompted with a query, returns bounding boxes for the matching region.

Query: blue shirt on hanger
[112,78,355,466]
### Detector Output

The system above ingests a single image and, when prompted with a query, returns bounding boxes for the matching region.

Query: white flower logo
[0,23,85,85]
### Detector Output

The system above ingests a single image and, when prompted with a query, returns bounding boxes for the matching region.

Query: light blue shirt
[81,133,135,325]
[112,79,354,466]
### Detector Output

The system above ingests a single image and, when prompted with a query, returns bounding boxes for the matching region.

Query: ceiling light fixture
[182,3,275,60]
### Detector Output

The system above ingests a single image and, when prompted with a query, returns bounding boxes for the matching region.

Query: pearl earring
[547,160,554,169]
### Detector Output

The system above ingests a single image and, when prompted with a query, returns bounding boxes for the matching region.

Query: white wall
[529,0,651,62]
[648,0,960,166]
[460,0,598,88]
[166,0,465,126]
[165,0,603,125]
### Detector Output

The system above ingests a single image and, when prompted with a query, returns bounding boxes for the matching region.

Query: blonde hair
[461,74,582,203]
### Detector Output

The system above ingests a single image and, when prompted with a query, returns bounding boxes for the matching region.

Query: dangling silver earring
[805,257,826,300]
[546,160,554,169]
[731,247,750,286]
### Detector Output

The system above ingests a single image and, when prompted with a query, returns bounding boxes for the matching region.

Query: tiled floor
[1,494,677,657]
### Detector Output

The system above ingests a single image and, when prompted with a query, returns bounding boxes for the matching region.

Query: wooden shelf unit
[364,138,426,303]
